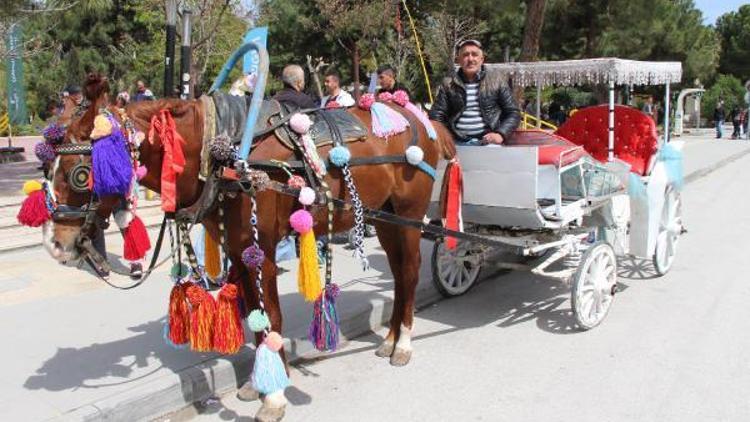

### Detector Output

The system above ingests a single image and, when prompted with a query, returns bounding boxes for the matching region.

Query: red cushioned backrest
[506,129,588,166]
[554,105,658,175]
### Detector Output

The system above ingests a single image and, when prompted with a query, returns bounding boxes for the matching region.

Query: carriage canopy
[485,58,683,88]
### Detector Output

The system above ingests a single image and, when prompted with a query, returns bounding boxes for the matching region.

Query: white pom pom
[405,145,424,166]
[298,187,316,206]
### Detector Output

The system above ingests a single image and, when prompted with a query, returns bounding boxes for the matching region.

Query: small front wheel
[430,238,483,298]
[571,242,617,330]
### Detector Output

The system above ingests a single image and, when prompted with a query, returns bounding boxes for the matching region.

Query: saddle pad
[210,93,282,143]
[309,109,368,147]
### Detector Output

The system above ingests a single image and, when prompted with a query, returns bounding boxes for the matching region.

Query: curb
[50,278,443,422]
[44,144,750,422]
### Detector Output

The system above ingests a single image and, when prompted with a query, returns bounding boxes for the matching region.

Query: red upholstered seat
[554,105,658,175]
[505,129,588,167]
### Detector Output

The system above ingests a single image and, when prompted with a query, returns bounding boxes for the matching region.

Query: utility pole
[180,8,193,100]
[164,0,177,97]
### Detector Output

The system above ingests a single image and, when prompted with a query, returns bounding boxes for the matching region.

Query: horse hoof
[389,348,412,367]
[255,404,286,422]
[375,341,394,358]
[236,381,260,402]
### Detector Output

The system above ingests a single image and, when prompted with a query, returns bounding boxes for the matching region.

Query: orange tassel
[167,282,191,345]
[186,284,216,352]
[204,229,221,280]
[213,284,245,354]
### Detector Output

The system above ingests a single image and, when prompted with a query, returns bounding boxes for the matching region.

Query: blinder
[68,163,91,193]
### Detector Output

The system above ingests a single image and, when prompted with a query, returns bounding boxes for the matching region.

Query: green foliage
[716,5,750,83]
[701,74,746,120]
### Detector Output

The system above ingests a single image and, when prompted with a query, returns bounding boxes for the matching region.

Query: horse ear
[84,73,110,102]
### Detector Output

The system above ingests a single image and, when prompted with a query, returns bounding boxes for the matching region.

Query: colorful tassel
[370,103,409,138]
[186,284,217,352]
[308,283,341,351]
[213,283,245,354]
[297,231,322,302]
[17,190,51,227]
[123,215,151,261]
[443,160,464,250]
[92,124,133,197]
[404,102,438,140]
[251,333,290,395]
[204,230,222,280]
[167,282,191,345]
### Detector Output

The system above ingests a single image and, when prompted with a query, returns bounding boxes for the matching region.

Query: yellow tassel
[298,231,322,302]
[204,229,221,280]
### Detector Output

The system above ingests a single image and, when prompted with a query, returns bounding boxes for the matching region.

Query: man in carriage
[428,39,521,146]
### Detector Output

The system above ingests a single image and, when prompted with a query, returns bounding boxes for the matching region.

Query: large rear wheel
[653,186,683,276]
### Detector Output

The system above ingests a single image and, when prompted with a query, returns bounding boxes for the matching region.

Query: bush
[702,74,747,121]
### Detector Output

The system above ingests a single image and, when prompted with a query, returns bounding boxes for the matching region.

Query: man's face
[378,71,395,90]
[324,75,339,94]
[458,44,484,78]
[137,81,145,92]
[70,93,83,105]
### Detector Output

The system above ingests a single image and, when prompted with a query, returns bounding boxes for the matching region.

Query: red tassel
[443,160,463,250]
[167,282,191,345]
[213,284,245,354]
[123,215,151,261]
[17,190,51,227]
[186,284,216,352]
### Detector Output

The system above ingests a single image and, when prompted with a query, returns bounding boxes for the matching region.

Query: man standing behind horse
[429,39,521,145]
[273,64,317,110]
[320,70,355,108]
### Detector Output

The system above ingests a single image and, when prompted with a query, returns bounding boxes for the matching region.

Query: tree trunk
[519,0,546,62]
[515,0,547,102]
[352,41,361,100]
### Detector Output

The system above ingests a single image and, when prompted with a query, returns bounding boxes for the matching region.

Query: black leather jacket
[428,66,521,140]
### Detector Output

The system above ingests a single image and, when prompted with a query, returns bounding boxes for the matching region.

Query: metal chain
[249,195,269,335]
[342,164,369,270]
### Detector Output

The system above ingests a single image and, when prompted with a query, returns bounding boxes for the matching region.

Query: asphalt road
[174,148,750,421]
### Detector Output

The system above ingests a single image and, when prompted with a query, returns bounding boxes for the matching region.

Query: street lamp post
[164,0,177,98]
[180,9,193,100]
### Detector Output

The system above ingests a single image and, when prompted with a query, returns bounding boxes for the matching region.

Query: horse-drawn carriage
[428,58,685,329]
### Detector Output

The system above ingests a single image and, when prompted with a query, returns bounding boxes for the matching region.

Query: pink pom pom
[135,165,147,180]
[378,92,394,102]
[358,93,375,111]
[289,209,313,233]
[287,175,306,189]
[393,90,410,107]
[290,113,313,134]
[265,331,284,352]
[298,187,316,206]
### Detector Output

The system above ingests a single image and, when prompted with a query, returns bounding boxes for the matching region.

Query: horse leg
[372,215,404,359]
[389,224,422,367]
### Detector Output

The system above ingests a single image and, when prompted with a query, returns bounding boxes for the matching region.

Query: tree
[519,0,546,62]
[716,5,750,83]
[702,74,746,121]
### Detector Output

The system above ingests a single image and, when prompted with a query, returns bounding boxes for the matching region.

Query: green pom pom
[248,309,271,332]
[170,262,190,278]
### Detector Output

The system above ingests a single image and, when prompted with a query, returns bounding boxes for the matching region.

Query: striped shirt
[455,82,488,137]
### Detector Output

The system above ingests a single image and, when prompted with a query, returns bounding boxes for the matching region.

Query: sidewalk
[0,132,748,421]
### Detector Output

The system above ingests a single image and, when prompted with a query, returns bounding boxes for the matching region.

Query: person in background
[731,106,742,139]
[376,64,410,97]
[133,80,156,102]
[273,64,317,110]
[320,70,355,108]
[714,100,725,139]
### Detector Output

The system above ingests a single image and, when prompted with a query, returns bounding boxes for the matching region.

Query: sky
[694,0,746,25]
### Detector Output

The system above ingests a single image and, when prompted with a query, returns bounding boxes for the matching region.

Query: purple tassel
[92,126,133,197]
[308,283,340,351]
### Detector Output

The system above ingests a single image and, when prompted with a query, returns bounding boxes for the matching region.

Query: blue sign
[242,27,268,75]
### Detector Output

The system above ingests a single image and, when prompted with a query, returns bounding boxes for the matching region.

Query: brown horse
[47,74,454,420]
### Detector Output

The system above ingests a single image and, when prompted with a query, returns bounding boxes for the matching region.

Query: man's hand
[481,132,504,145]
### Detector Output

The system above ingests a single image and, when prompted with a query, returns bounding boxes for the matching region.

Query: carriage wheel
[571,242,617,330]
[431,237,483,298]
[653,186,682,276]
